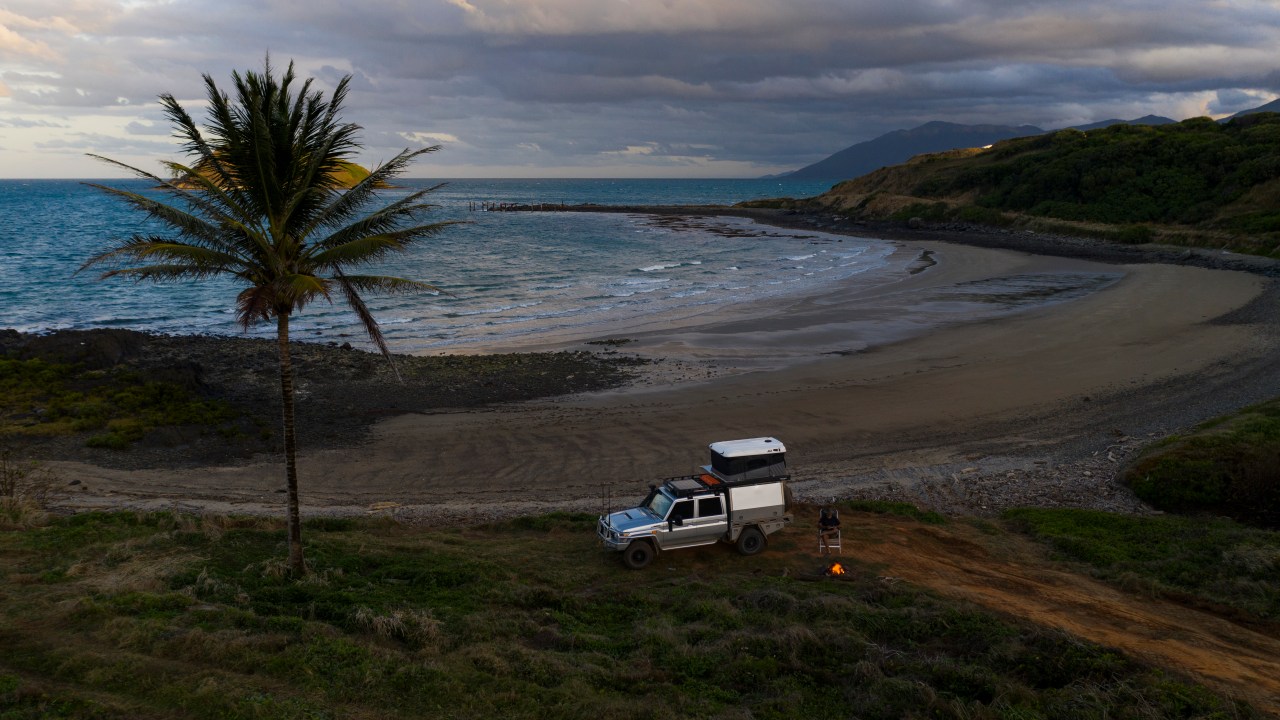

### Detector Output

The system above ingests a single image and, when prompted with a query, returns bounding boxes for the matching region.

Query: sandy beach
[36,217,1280,522]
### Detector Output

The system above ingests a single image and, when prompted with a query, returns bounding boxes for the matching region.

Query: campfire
[823,561,847,577]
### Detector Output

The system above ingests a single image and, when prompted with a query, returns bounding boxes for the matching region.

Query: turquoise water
[2,177,898,351]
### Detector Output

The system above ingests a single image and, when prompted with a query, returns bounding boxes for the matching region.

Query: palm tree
[80,57,454,574]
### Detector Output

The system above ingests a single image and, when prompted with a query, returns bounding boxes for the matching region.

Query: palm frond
[235,285,276,328]
[337,274,445,295]
[282,133,344,230]
[334,270,400,381]
[82,180,220,240]
[314,193,441,247]
[308,222,457,268]
[305,148,441,236]
[277,273,332,313]
[80,180,260,263]
[190,77,251,208]
[161,88,255,213]
[323,222,461,267]
[313,184,457,254]
[86,154,234,224]
[305,233,404,267]
[97,264,230,283]
[155,159,262,232]
[84,155,265,258]
[80,236,243,274]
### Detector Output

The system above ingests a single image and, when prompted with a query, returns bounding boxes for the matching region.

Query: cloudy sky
[2,0,1279,179]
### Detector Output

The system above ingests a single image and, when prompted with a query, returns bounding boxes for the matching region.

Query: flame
[827,562,846,576]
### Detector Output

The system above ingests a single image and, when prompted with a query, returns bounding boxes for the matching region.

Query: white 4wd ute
[597,437,793,569]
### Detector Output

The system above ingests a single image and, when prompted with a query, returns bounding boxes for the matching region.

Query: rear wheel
[736,527,765,556]
[622,540,655,569]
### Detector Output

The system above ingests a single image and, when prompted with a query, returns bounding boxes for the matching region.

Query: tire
[622,540,655,569]
[736,527,766,556]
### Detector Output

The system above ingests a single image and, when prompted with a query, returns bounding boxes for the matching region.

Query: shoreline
[14,208,1280,524]
[506,204,1280,277]
[460,212,1128,379]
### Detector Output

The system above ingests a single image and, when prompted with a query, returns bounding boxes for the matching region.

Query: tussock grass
[1004,508,1280,621]
[0,510,1263,719]
[0,496,47,530]
[0,448,60,530]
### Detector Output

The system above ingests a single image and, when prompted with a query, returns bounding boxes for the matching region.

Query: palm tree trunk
[277,312,305,575]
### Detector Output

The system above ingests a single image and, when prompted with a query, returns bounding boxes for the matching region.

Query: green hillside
[795,114,1280,256]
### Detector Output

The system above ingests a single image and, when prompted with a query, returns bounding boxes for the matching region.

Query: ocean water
[0,177,894,351]
[0,178,1120,357]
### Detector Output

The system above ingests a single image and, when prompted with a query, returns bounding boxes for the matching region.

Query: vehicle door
[657,495,726,548]
[689,495,728,543]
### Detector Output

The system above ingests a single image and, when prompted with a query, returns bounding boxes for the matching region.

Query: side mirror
[669,517,683,529]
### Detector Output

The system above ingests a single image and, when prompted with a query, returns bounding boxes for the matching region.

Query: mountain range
[782,102,1280,181]
[1229,98,1280,119]
[779,110,1280,246]
[786,121,1046,181]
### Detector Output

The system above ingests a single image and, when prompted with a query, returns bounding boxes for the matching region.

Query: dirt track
[842,513,1280,717]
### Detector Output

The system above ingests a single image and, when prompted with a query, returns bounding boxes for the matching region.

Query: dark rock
[14,329,149,368]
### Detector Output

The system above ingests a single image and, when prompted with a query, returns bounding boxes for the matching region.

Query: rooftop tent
[707,437,787,480]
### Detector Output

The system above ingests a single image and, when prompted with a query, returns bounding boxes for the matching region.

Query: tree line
[916,114,1280,231]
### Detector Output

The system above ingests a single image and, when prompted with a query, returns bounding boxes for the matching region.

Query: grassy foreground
[1005,508,1280,623]
[0,508,1259,719]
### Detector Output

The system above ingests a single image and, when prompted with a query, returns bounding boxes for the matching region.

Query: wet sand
[40,222,1280,522]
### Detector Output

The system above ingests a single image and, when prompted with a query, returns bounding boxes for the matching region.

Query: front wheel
[736,527,765,556]
[622,540,655,569]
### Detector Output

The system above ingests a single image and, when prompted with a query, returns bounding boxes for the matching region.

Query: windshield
[645,491,674,518]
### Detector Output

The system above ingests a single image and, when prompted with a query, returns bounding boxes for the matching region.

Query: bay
[1,177,898,352]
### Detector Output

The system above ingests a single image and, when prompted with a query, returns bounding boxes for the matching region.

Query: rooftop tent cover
[708,437,786,458]
[708,437,787,478]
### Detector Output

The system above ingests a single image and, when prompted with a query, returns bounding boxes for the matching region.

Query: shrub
[1122,400,1280,528]
[954,205,1013,226]
[1115,224,1155,243]
[1,357,240,449]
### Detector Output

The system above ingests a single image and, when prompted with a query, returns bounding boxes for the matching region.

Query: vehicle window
[698,497,723,517]
[646,492,673,518]
[670,500,694,521]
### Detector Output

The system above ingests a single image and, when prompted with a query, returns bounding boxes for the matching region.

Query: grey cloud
[0,115,66,128]
[4,0,1280,176]
[36,132,178,155]
[125,119,172,136]
[1209,89,1269,116]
